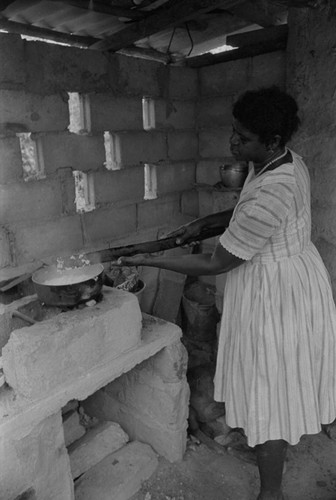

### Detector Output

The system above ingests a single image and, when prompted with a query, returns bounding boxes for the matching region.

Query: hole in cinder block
[144,163,157,200]
[68,92,91,135]
[104,131,121,171]
[142,96,156,131]
[73,170,95,213]
[17,132,45,182]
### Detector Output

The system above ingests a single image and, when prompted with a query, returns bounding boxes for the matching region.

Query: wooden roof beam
[228,0,287,27]
[0,18,98,47]
[187,24,288,67]
[89,0,248,52]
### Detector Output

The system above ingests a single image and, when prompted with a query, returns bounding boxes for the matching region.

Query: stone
[68,421,129,480]
[63,409,86,447]
[2,288,142,399]
[74,441,158,500]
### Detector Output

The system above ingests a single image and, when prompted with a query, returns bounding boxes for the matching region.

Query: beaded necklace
[255,148,288,177]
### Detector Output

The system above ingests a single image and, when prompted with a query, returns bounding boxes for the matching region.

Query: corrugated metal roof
[0,1,316,66]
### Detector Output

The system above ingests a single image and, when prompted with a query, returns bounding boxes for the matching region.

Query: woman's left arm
[114,243,245,276]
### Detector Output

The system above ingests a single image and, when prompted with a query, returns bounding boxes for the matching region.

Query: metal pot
[32,263,104,307]
[219,163,248,188]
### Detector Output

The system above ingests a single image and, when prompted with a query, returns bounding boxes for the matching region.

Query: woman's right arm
[167,209,234,245]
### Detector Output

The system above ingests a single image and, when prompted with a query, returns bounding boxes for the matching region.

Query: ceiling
[0,0,320,67]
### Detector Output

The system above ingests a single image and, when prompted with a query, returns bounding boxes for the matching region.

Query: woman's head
[230,86,300,163]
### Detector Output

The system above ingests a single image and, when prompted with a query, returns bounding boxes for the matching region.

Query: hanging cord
[185,22,194,56]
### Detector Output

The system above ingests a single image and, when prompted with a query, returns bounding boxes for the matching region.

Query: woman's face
[230,118,268,164]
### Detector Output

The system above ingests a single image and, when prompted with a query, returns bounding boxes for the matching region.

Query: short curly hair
[232,86,300,146]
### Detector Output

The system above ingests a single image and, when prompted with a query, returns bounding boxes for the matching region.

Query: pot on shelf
[219,162,248,188]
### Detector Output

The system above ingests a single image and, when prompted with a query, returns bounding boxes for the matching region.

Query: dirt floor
[130,430,336,500]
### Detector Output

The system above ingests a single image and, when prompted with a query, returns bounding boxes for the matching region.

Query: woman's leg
[255,439,288,500]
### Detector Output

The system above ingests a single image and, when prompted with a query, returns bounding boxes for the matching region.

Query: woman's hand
[164,221,203,246]
[111,254,148,267]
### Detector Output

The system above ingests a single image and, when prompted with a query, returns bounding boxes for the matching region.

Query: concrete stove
[0,287,189,500]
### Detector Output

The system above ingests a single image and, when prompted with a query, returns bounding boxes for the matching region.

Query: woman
[113,87,336,500]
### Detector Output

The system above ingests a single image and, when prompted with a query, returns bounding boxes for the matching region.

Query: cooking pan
[32,263,104,307]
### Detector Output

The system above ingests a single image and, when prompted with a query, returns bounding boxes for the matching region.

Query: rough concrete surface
[129,432,336,500]
[68,421,129,479]
[74,441,158,500]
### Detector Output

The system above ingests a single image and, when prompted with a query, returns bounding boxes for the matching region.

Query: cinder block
[199,127,232,158]
[94,166,144,207]
[152,252,189,323]
[156,161,195,195]
[199,58,249,96]
[168,66,198,99]
[0,412,74,500]
[248,51,286,90]
[116,131,167,167]
[196,159,230,186]
[0,226,12,269]
[0,178,63,225]
[152,341,188,382]
[2,288,142,399]
[116,56,164,97]
[41,132,106,175]
[81,204,137,245]
[0,90,69,132]
[212,190,239,212]
[13,215,84,264]
[167,130,198,160]
[181,189,199,217]
[63,410,86,447]
[137,193,181,230]
[198,189,238,219]
[25,40,110,94]
[0,136,24,183]
[74,441,158,500]
[156,99,196,130]
[83,345,189,463]
[197,95,234,128]
[198,190,216,218]
[105,351,189,428]
[59,171,77,216]
[0,33,25,88]
[68,421,129,480]
[89,94,143,131]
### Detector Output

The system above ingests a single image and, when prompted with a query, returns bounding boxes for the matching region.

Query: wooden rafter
[226,23,288,47]
[187,38,287,67]
[0,18,98,47]
[89,0,248,52]
[228,0,287,27]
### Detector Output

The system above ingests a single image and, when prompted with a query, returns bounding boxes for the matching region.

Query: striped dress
[214,150,336,448]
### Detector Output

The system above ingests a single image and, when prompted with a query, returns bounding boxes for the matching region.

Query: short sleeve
[219,180,295,260]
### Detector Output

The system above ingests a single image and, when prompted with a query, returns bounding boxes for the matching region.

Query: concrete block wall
[286,8,336,296]
[0,33,199,280]
[196,51,286,186]
[0,32,286,289]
